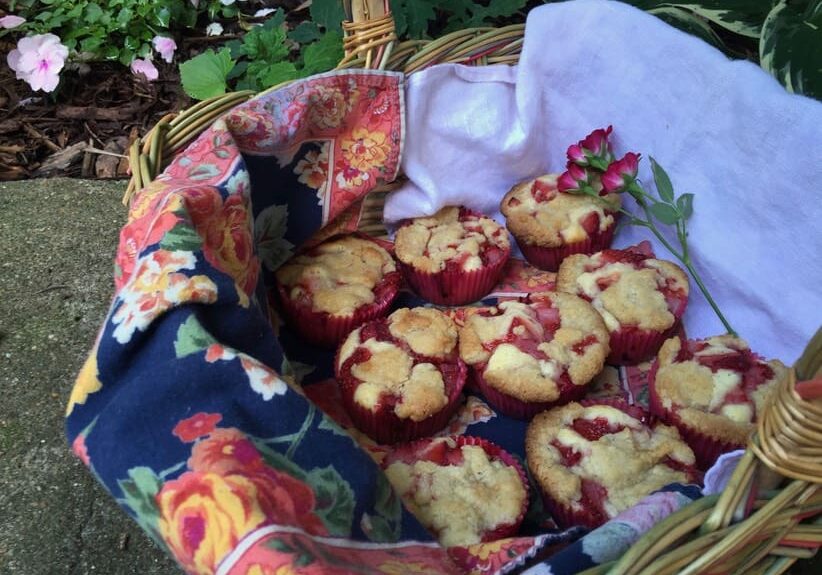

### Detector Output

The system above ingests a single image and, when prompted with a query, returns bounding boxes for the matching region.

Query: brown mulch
[0,43,193,181]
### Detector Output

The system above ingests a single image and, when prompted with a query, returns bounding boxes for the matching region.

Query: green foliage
[180,11,344,100]
[390,0,527,38]
[179,48,235,100]
[5,0,197,66]
[760,0,822,100]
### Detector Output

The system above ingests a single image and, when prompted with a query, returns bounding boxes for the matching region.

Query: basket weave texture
[124,2,822,573]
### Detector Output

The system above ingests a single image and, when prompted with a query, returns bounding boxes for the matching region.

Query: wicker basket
[124,1,822,573]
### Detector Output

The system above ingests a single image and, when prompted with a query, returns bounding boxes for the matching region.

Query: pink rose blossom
[130,58,158,81]
[602,152,641,193]
[568,125,615,169]
[0,15,25,29]
[152,36,177,64]
[557,162,590,193]
[7,34,69,92]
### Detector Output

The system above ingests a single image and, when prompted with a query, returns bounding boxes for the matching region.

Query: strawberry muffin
[526,400,698,529]
[501,174,620,271]
[335,307,467,444]
[557,243,689,365]
[649,335,788,469]
[459,292,609,419]
[394,206,510,305]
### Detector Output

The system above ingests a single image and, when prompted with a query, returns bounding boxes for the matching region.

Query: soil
[0,0,307,181]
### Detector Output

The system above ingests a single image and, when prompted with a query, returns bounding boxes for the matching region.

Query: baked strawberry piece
[500,174,620,272]
[275,234,400,348]
[526,400,698,529]
[648,335,788,469]
[458,292,610,420]
[382,435,528,546]
[557,242,689,365]
[335,307,467,444]
[393,206,510,305]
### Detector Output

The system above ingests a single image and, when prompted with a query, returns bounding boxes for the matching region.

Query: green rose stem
[571,177,738,337]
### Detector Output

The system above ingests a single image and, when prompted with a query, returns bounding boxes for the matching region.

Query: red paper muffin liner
[472,367,587,420]
[399,246,510,306]
[607,295,688,365]
[647,359,745,470]
[516,221,617,272]
[276,268,401,349]
[383,435,529,543]
[336,348,468,445]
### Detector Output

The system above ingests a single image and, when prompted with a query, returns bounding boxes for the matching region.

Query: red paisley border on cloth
[225,70,405,225]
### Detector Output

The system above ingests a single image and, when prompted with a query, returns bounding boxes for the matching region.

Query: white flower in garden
[189,0,199,7]
[220,0,235,5]
[254,8,276,17]
[205,22,224,37]
[7,33,69,92]
[0,15,25,28]
[152,36,177,64]
[130,58,158,81]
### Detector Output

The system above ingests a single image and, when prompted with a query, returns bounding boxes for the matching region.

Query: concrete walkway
[0,179,177,574]
[0,178,818,575]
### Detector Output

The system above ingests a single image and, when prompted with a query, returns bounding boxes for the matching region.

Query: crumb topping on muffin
[526,402,695,520]
[275,235,396,316]
[459,293,609,402]
[557,248,689,332]
[653,335,788,444]
[337,308,463,421]
[501,174,621,247]
[384,438,526,546]
[394,206,510,274]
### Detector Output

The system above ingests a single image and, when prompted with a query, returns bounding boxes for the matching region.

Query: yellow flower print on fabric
[157,472,268,575]
[66,351,102,416]
[307,85,355,130]
[112,250,218,344]
[341,128,390,173]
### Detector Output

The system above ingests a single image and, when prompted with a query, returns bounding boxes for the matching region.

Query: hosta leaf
[760,0,822,100]
[647,6,725,51]
[179,48,235,101]
[627,1,769,38]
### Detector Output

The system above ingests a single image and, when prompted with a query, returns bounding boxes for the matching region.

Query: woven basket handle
[339,0,396,69]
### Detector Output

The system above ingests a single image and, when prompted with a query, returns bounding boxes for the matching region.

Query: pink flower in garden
[0,15,25,29]
[131,58,159,81]
[602,152,641,193]
[567,125,615,169]
[152,36,177,64]
[7,33,68,92]
[557,162,591,193]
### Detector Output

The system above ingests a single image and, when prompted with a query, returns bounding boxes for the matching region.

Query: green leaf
[300,32,344,77]
[650,156,675,203]
[362,472,402,542]
[179,48,235,101]
[306,466,355,536]
[760,0,822,100]
[392,0,438,39]
[445,0,526,29]
[253,440,308,480]
[626,1,769,38]
[85,3,103,23]
[258,62,299,89]
[677,193,695,220]
[289,21,323,44]
[255,204,295,271]
[239,19,289,63]
[310,0,346,31]
[117,466,165,548]
[159,223,202,252]
[649,202,681,225]
[154,6,171,28]
[173,315,217,358]
[647,6,725,51]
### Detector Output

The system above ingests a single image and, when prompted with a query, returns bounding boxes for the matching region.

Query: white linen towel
[386,0,822,363]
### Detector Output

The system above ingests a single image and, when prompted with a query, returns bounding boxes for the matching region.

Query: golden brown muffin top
[500,174,621,247]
